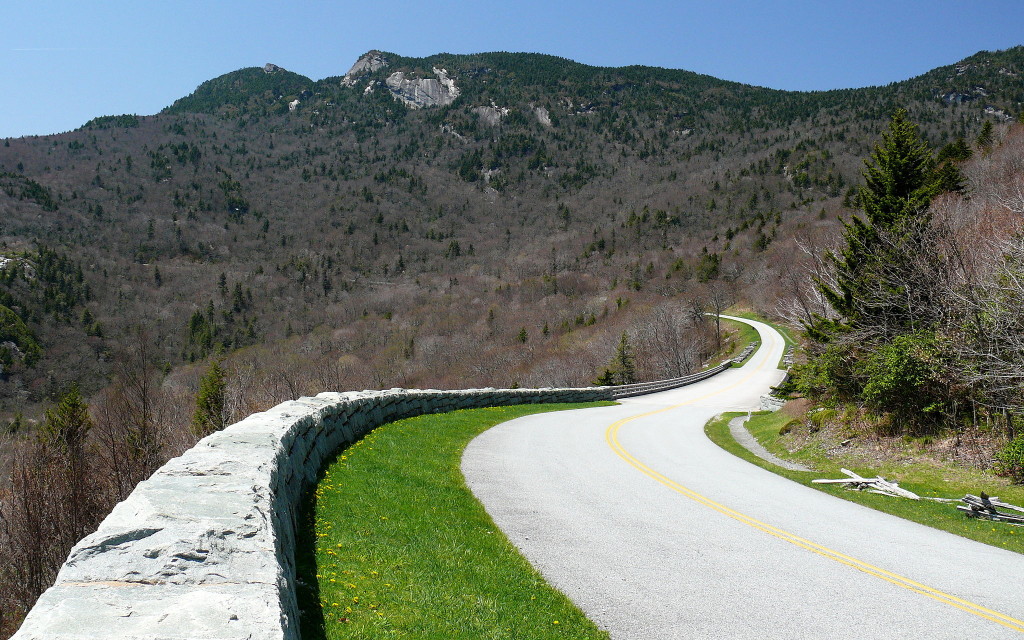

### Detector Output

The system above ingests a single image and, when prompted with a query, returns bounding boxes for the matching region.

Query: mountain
[164,63,315,116]
[0,47,1021,421]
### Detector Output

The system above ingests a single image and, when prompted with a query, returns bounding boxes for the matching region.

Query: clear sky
[3,0,1023,139]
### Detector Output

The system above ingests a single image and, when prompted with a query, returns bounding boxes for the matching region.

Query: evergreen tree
[42,384,92,459]
[859,109,941,229]
[191,360,227,437]
[40,384,99,544]
[801,110,962,430]
[976,120,994,153]
[594,368,617,386]
[593,332,637,386]
[811,109,943,339]
[936,137,972,163]
[613,332,637,384]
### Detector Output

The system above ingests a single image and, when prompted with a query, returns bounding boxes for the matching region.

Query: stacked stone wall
[13,350,748,639]
[11,387,609,640]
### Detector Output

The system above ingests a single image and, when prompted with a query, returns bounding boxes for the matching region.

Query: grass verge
[724,309,797,368]
[296,403,615,640]
[717,318,760,366]
[706,411,1024,554]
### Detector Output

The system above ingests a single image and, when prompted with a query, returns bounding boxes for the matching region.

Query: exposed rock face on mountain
[534,105,553,127]
[262,63,283,74]
[342,50,390,87]
[384,67,460,108]
[473,104,507,126]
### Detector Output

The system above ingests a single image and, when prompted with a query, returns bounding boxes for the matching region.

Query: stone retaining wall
[12,357,745,639]
[12,387,610,640]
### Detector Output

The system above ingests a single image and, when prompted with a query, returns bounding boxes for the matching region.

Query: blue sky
[3,0,1023,138]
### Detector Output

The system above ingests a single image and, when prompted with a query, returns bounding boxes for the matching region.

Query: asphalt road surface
[462,316,1024,639]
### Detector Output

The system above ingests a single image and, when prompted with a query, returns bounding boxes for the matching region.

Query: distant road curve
[463,316,1024,639]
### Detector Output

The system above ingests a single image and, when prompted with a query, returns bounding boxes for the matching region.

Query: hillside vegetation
[784,112,1024,481]
[0,48,1021,421]
[1,47,1024,636]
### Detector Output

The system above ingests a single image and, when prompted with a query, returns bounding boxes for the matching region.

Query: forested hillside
[0,47,1020,422]
[1,45,1024,638]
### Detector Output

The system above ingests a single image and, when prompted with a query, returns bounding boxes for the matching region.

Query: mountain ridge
[0,45,1020,420]
[153,46,1024,124]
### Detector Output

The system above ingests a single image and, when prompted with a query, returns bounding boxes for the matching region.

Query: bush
[858,332,949,434]
[793,342,860,400]
[779,419,800,435]
[995,432,1024,484]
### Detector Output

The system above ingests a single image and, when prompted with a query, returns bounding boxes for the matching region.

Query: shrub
[858,332,949,434]
[995,432,1024,484]
[779,419,800,435]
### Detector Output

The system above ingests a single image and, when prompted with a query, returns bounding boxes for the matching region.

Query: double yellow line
[604,325,1024,633]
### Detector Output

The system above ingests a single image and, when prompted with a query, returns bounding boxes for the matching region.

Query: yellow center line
[604,324,1024,633]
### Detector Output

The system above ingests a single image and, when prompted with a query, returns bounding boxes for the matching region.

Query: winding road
[462,316,1024,638]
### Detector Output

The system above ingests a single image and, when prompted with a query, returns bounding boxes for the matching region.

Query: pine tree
[40,384,98,544]
[976,120,994,153]
[42,384,92,459]
[594,368,617,386]
[593,332,637,386]
[192,360,227,437]
[811,109,943,338]
[613,332,637,384]
[859,109,940,229]
[801,110,960,425]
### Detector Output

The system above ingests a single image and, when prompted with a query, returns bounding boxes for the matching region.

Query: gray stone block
[14,582,287,640]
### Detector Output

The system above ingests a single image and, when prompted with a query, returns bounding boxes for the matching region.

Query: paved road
[462,317,1024,639]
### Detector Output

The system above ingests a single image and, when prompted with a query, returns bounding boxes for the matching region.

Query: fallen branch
[812,468,920,500]
[957,493,1024,525]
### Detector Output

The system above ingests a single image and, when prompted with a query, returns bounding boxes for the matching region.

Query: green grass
[717,318,760,366]
[296,403,615,640]
[706,411,1024,554]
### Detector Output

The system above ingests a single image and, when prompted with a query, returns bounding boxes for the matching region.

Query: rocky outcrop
[385,67,460,108]
[263,63,283,74]
[473,105,508,126]
[534,106,553,127]
[941,91,975,104]
[984,105,1011,120]
[342,51,390,87]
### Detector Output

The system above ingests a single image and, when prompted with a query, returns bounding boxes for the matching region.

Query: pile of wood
[813,469,1024,526]
[812,468,920,500]
[958,493,1024,525]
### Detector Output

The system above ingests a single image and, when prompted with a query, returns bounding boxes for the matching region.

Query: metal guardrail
[605,341,758,399]
[608,362,733,399]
